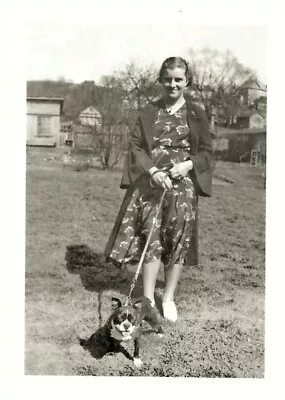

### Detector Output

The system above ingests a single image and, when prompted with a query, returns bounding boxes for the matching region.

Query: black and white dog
[105,296,163,367]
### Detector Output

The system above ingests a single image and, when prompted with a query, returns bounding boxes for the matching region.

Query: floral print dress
[109,104,198,269]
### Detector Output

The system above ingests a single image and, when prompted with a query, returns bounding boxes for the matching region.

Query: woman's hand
[169,160,193,180]
[149,167,172,190]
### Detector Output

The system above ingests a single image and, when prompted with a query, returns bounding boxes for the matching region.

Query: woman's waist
[151,147,191,169]
[135,165,195,190]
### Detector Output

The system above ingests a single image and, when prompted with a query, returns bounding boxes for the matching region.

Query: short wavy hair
[158,57,193,87]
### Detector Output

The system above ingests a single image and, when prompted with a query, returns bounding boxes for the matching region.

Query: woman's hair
[158,57,193,87]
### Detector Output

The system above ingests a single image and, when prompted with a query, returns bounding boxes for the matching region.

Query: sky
[27,24,267,84]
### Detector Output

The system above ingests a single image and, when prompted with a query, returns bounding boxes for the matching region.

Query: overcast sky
[27,24,267,84]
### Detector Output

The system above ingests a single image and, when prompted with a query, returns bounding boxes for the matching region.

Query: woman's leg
[142,259,161,304]
[162,263,183,321]
[163,263,183,302]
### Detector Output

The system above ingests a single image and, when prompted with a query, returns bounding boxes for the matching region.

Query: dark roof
[27,96,64,114]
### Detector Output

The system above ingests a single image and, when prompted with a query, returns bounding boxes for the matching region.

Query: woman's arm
[128,117,155,173]
[120,116,155,188]
[188,105,213,197]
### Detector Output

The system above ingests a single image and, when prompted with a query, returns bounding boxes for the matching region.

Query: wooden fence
[60,121,131,152]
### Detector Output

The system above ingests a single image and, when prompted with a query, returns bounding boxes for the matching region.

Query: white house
[78,106,102,127]
[27,97,64,146]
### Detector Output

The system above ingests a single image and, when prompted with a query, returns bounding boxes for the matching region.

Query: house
[27,97,64,146]
[237,78,267,107]
[235,110,266,129]
[78,106,102,127]
[213,126,266,165]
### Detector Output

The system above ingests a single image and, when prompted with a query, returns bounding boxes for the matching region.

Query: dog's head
[110,297,141,340]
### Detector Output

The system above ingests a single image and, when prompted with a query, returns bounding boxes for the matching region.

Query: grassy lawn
[25,147,265,377]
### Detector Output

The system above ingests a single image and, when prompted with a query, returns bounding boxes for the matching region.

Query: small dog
[105,296,163,367]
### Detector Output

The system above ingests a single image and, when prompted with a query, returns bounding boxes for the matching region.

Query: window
[37,116,52,137]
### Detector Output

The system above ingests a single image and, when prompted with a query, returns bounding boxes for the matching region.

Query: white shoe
[133,358,143,368]
[162,301,178,322]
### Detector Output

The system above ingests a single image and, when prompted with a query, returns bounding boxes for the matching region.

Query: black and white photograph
[3,0,285,395]
[23,21,270,379]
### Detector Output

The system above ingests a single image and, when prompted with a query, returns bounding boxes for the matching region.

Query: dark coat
[105,98,213,267]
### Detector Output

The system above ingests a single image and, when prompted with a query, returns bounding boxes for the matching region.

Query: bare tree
[93,76,130,169]
[101,61,160,110]
[93,62,161,169]
[187,48,256,125]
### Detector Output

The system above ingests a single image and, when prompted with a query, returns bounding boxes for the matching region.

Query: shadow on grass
[65,244,165,325]
[79,326,161,364]
[78,327,133,361]
[65,244,130,292]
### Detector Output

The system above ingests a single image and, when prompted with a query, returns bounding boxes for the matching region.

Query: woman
[105,57,212,322]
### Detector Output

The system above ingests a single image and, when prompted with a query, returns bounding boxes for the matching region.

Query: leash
[124,185,168,306]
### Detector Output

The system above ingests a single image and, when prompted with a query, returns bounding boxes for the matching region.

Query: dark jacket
[105,98,213,266]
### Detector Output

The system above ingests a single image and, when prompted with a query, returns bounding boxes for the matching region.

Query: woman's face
[160,67,188,103]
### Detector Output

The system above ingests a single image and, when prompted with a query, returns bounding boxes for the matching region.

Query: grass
[25,147,265,377]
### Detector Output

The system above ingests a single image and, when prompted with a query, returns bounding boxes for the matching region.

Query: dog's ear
[111,297,122,310]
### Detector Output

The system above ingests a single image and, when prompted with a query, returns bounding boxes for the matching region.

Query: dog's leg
[108,338,122,355]
[133,338,143,368]
[156,325,164,338]
[144,309,164,338]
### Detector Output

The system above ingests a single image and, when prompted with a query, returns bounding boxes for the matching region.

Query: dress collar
[165,97,186,115]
